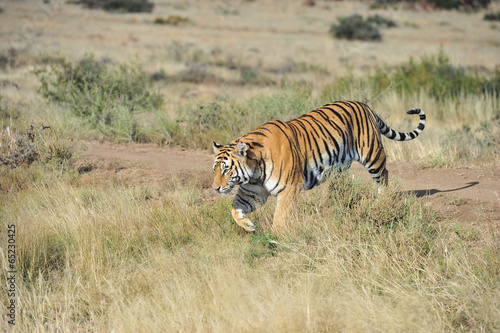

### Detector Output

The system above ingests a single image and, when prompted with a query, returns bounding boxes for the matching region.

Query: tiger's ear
[213,141,223,154]
[236,141,248,158]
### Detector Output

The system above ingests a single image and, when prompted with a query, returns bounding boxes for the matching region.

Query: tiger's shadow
[405,181,479,198]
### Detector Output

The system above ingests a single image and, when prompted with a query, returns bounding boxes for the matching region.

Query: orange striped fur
[212,101,426,233]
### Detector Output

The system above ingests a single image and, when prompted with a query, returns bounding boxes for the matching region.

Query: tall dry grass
[1,171,498,332]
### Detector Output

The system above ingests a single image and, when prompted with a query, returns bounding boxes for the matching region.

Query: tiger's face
[212,141,254,195]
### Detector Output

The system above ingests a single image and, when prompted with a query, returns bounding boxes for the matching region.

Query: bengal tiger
[212,101,426,233]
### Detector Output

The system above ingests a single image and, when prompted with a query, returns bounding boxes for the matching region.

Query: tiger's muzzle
[213,185,234,195]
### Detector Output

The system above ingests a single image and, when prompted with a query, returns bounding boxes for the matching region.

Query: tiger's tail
[376,108,426,141]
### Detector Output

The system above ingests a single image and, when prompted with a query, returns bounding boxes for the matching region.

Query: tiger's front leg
[231,184,269,232]
[272,184,300,234]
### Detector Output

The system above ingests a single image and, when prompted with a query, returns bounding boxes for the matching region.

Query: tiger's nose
[213,186,221,192]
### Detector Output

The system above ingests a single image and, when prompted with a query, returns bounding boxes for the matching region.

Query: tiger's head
[212,141,257,195]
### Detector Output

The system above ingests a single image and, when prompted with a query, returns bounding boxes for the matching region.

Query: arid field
[1,0,500,332]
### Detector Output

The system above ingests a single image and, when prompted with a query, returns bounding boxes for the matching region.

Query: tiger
[212,101,426,233]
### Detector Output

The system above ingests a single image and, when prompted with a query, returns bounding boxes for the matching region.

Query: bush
[372,0,490,9]
[378,52,500,99]
[172,85,312,148]
[330,14,382,41]
[330,14,396,41]
[0,124,73,169]
[34,56,163,141]
[77,0,154,13]
[366,14,397,28]
[432,0,490,9]
[322,51,500,101]
[484,12,500,21]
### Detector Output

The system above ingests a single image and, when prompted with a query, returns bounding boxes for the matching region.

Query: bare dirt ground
[79,140,500,238]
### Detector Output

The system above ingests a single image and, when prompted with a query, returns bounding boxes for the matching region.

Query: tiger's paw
[231,209,255,233]
[237,220,255,233]
[238,218,255,232]
[242,222,255,233]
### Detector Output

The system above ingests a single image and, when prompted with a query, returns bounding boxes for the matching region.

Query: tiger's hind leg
[232,184,269,232]
[362,149,389,194]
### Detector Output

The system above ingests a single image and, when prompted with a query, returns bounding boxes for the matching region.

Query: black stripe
[294,119,314,154]
[323,106,347,126]
[235,196,253,211]
[250,131,268,137]
[270,163,283,193]
[312,110,342,156]
[364,135,376,163]
[260,159,266,182]
[298,117,324,166]
[346,101,363,147]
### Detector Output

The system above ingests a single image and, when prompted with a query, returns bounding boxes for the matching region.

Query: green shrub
[322,51,500,101]
[34,56,162,141]
[173,85,312,148]
[484,12,500,21]
[330,14,382,41]
[430,0,490,9]
[378,52,500,99]
[77,0,154,13]
[372,0,490,9]
[366,14,397,28]
[176,100,244,147]
[330,14,397,41]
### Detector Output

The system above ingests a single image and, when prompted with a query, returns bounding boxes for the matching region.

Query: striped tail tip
[407,108,423,115]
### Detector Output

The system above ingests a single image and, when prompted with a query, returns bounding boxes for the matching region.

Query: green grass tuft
[322,51,500,101]
[34,56,163,142]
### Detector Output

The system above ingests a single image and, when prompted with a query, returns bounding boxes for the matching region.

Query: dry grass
[1,172,499,331]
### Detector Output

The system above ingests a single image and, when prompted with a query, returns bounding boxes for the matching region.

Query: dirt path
[79,140,500,231]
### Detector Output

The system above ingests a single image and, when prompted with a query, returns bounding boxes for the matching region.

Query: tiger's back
[212,101,426,233]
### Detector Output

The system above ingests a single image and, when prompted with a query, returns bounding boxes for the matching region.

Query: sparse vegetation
[372,0,490,9]
[445,196,466,206]
[366,14,398,28]
[323,51,500,101]
[154,15,190,25]
[451,224,481,241]
[330,14,383,41]
[77,0,155,13]
[34,56,162,141]
[176,63,217,84]
[418,154,449,168]
[0,124,73,170]
[330,14,397,41]
[484,12,500,21]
